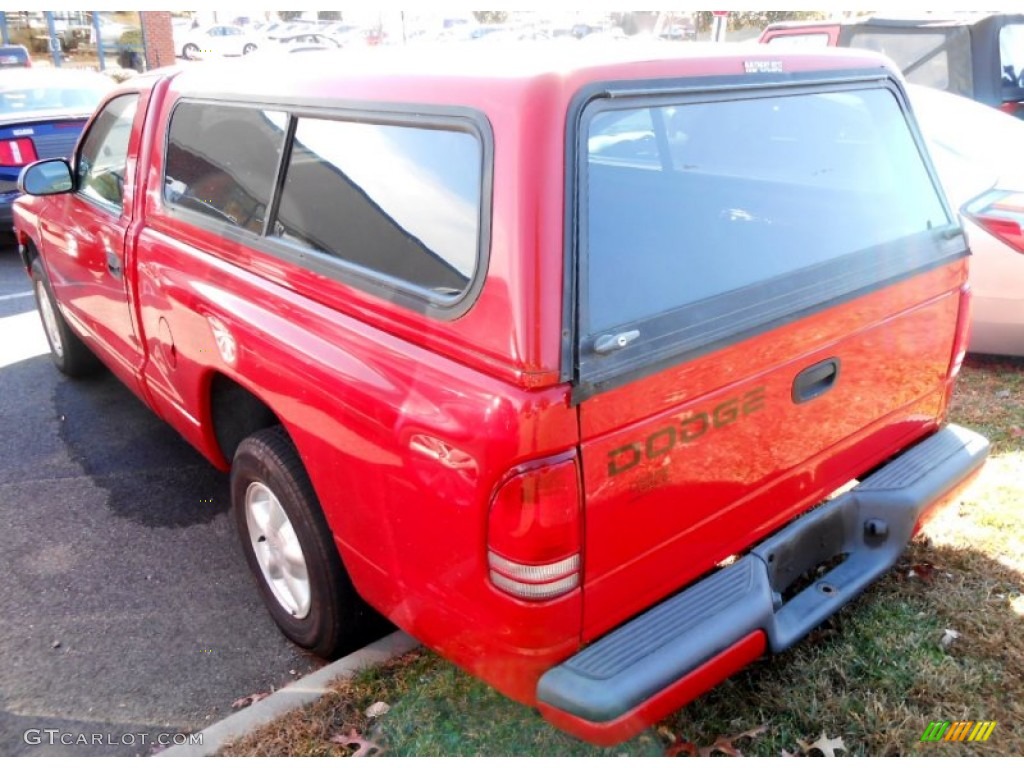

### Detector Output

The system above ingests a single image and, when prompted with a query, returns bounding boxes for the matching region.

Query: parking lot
[0,247,322,756]
[2,10,1022,756]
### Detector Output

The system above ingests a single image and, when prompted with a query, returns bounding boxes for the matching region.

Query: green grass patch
[222,355,1023,757]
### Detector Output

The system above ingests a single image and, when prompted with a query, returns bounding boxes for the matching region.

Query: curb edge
[158,631,419,757]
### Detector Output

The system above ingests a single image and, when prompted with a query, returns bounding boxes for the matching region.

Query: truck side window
[164,102,286,235]
[270,117,482,300]
[76,93,138,212]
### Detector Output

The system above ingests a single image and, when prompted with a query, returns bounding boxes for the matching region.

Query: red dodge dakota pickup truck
[13,43,988,743]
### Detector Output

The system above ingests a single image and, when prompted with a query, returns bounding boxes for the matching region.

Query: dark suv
[0,45,31,68]
[760,14,1024,116]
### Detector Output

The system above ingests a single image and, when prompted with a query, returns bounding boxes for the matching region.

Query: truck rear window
[579,85,957,385]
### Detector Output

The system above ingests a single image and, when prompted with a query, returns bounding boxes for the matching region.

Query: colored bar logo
[921,721,997,742]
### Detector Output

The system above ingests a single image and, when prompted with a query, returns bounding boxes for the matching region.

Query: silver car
[910,84,1024,356]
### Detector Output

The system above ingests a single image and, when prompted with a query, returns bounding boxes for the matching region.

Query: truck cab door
[38,92,146,388]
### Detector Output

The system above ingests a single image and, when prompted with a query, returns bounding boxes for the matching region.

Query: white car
[909,84,1024,356]
[91,13,138,50]
[180,24,259,60]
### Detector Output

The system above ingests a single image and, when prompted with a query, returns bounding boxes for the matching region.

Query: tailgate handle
[792,358,840,404]
[594,329,640,355]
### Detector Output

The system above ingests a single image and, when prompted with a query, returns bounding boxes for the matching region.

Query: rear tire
[182,43,199,60]
[30,258,100,378]
[242,43,257,55]
[231,426,386,658]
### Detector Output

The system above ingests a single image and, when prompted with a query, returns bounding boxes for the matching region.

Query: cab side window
[271,117,482,298]
[76,94,138,211]
[163,102,286,235]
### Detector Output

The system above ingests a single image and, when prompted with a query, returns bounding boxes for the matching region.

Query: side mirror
[18,158,73,196]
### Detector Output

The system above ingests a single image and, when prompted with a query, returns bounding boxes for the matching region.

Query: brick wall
[141,11,175,70]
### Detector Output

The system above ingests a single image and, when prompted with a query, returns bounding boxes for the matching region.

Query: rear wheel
[242,43,257,55]
[231,426,386,658]
[30,258,100,378]
[182,43,199,60]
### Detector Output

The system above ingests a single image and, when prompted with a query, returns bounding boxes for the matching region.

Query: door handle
[792,357,840,404]
[106,250,123,279]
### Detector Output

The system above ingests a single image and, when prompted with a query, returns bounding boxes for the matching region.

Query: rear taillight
[487,457,581,601]
[964,190,1024,253]
[998,101,1023,117]
[0,137,37,167]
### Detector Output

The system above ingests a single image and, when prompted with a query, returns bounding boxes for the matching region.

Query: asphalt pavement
[0,245,325,756]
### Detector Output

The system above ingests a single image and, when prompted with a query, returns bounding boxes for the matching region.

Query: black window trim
[562,69,966,402]
[160,96,493,321]
[73,91,141,218]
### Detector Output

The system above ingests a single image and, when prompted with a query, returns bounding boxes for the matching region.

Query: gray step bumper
[538,424,989,724]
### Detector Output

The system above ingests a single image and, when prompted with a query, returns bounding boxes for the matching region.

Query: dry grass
[221,653,432,757]
[222,354,1023,757]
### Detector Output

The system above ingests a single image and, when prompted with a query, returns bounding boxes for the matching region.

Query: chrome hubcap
[36,282,64,359]
[245,481,311,618]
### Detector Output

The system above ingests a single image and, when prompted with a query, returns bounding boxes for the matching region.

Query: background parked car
[0,45,31,68]
[659,22,696,41]
[909,84,1024,355]
[0,67,112,228]
[171,16,195,50]
[88,12,140,53]
[260,20,318,42]
[270,32,342,54]
[760,13,1024,117]
[180,24,259,60]
[320,22,363,46]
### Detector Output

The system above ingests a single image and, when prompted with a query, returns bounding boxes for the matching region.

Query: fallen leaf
[907,562,936,582]
[364,701,390,719]
[230,692,270,709]
[940,628,961,650]
[697,725,768,757]
[659,726,696,757]
[995,389,1011,398]
[665,740,698,757]
[700,736,742,757]
[797,732,846,757]
[657,725,677,742]
[330,728,383,757]
[1009,426,1024,438]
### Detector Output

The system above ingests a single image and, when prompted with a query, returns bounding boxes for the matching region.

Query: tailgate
[572,76,969,640]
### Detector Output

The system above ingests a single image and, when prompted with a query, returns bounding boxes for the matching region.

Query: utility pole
[44,11,62,67]
[92,11,106,70]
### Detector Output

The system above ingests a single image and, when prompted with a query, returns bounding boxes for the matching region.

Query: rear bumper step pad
[537,424,989,732]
